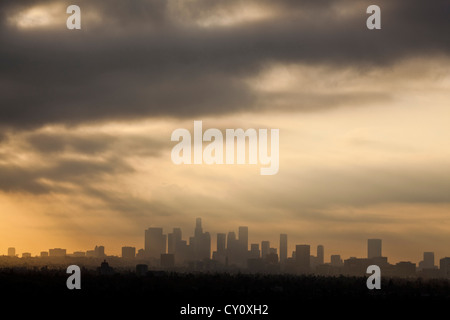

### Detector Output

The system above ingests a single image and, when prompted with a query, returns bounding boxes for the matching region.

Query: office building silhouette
[192,218,211,260]
[250,243,260,259]
[440,258,450,278]
[419,252,436,270]
[95,245,106,258]
[145,227,166,259]
[261,241,270,259]
[238,227,248,251]
[213,233,227,264]
[330,254,343,267]
[395,261,416,277]
[217,233,226,255]
[280,234,287,263]
[295,245,310,273]
[317,245,324,265]
[122,246,136,259]
[7,247,15,257]
[49,248,66,257]
[368,239,382,259]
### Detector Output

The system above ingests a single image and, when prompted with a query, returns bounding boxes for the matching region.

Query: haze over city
[1,0,450,264]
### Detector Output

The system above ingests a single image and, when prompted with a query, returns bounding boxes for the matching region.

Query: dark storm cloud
[26,132,168,156]
[0,0,448,128]
[0,156,133,194]
[27,133,115,154]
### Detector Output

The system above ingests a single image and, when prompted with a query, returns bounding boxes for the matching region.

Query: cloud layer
[0,0,449,128]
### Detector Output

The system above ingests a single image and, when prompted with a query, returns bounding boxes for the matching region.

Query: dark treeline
[1,269,449,317]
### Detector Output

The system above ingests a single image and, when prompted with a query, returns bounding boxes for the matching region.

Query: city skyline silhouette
[2,217,449,279]
[1,0,450,285]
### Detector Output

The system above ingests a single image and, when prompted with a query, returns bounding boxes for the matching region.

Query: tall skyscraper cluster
[4,218,450,279]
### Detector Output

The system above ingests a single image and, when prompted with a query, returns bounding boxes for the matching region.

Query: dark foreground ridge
[2,269,449,317]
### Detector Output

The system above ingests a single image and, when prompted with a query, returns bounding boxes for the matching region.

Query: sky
[0,0,450,264]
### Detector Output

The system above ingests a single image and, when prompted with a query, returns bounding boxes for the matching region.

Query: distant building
[213,233,227,264]
[136,248,146,259]
[330,255,343,267]
[145,227,166,259]
[344,257,370,276]
[167,233,175,254]
[192,218,211,261]
[40,251,49,258]
[49,248,66,257]
[22,252,31,258]
[295,245,310,273]
[249,243,260,259]
[310,255,319,270]
[122,246,136,259]
[266,253,279,264]
[98,260,114,275]
[317,245,324,265]
[86,250,96,257]
[95,245,106,258]
[217,233,226,255]
[161,254,175,268]
[395,262,416,277]
[261,241,270,259]
[226,231,238,265]
[238,227,248,252]
[72,251,86,257]
[440,257,450,278]
[8,247,15,257]
[247,258,265,273]
[237,226,249,265]
[280,234,287,263]
[419,252,436,270]
[368,239,382,259]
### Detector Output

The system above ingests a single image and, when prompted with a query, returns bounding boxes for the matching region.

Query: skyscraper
[213,233,227,264]
[145,227,167,259]
[261,241,270,258]
[168,228,183,256]
[168,233,175,254]
[226,231,239,265]
[217,233,226,254]
[295,245,310,273]
[173,228,182,246]
[368,239,382,259]
[238,226,249,251]
[440,257,450,278]
[195,218,203,237]
[250,243,260,259]
[192,218,211,260]
[317,245,324,265]
[237,226,249,266]
[280,234,287,263]
[423,252,435,268]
